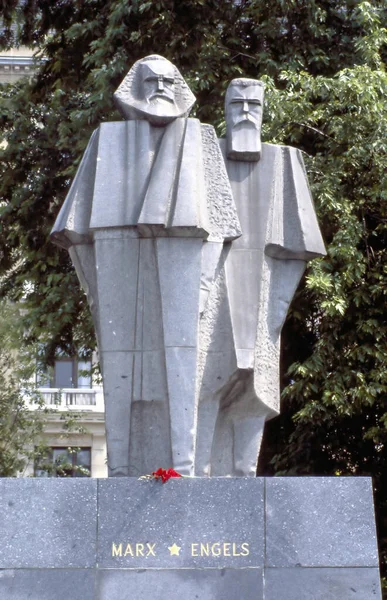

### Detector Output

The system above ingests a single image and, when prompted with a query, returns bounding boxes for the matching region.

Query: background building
[0,46,107,478]
[31,386,107,478]
[0,46,36,84]
[26,355,107,478]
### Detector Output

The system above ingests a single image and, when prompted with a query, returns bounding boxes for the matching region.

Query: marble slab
[264,567,382,600]
[97,477,264,568]
[265,477,379,567]
[0,479,97,568]
[97,569,263,600]
[0,477,381,600]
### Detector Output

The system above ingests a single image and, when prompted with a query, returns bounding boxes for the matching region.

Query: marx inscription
[112,543,156,557]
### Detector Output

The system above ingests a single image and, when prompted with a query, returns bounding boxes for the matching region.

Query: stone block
[266,477,379,567]
[97,478,264,569]
[264,568,382,600]
[97,568,263,600]
[0,477,382,600]
[0,479,97,569]
[94,232,139,352]
[225,248,261,356]
[0,570,95,600]
[165,346,198,474]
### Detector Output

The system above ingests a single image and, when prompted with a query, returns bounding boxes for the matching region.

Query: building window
[34,447,91,477]
[37,358,92,389]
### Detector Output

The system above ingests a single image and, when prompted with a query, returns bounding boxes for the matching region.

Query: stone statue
[51,58,325,478]
[51,55,241,476]
[196,78,326,476]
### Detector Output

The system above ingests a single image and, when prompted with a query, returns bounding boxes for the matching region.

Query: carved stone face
[140,60,175,106]
[227,85,263,130]
[114,55,196,126]
[225,80,264,162]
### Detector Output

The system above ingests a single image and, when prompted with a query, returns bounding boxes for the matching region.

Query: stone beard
[225,79,264,161]
[139,59,176,117]
[51,63,325,478]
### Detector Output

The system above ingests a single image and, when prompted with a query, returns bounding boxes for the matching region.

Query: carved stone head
[114,55,196,125]
[225,78,265,161]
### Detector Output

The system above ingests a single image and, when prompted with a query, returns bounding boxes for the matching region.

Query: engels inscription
[191,542,250,557]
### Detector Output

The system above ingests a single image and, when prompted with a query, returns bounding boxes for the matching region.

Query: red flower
[152,468,182,483]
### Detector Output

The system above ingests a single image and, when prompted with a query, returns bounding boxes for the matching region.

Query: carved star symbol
[168,543,181,556]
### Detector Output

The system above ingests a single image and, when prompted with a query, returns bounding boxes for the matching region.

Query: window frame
[34,446,92,478]
[37,357,93,389]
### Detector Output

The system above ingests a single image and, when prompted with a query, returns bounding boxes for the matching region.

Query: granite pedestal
[0,477,381,599]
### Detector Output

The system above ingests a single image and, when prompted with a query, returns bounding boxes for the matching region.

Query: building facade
[0,46,36,84]
[0,57,108,477]
[24,356,108,478]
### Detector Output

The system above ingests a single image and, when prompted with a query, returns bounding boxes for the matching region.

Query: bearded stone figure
[194,79,326,476]
[51,58,325,477]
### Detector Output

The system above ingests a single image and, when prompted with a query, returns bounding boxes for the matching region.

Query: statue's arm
[265,146,326,261]
[51,128,100,249]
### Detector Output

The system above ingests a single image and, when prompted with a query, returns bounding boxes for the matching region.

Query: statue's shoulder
[260,142,307,167]
[97,120,125,129]
[97,120,132,134]
[197,121,220,149]
[198,121,217,137]
[96,120,155,132]
[262,141,305,155]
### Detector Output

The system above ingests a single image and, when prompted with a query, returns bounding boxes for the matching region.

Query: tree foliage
[0,0,386,590]
[0,300,47,475]
[259,58,387,588]
[0,301,91,476]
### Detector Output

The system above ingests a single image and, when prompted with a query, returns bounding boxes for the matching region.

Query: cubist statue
[51,55,241,476]
[51,59,325,478]
[195,78,326,476]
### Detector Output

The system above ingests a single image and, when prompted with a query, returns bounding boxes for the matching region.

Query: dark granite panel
[97,568,263,600]
[264,567,382,600]
[97,477,264,568]
[0,569,95,600]
[0,479,97,568]
[266,477,379,567]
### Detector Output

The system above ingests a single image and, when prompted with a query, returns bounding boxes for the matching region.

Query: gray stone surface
[0,478,382,599]
[266,477,379,567]
[97,569,263,600]
[51,59,325,478]
[97,478,264,568]
[0,570,96,600]
[264,568,382,600]
[94,232,139,352]
[156,238,202,348]
[165,346,198,473]
[0,479,97,568]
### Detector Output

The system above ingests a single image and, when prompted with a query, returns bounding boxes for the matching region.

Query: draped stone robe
[52,113,325,478]
[194,142,326,476]
[51,117,241,477]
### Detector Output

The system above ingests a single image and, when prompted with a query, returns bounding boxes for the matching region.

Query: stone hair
[113,54,196,121]
[228,78,265,90]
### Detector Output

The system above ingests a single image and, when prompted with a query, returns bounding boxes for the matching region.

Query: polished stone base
[0,477,382,599]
